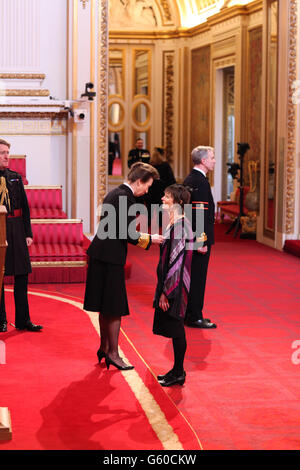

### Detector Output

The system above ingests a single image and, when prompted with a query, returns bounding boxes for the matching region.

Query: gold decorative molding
[0,73,45,80]
[25,185,62,190]
[158,0,172,22]
[0,111,67,119]
[80,0,89,9]
[0,89,50,97]
[285,0,297,234]
[0,119,67,135]
[163,51,175,163]
[109,29,184,40]
[0,104,65,108]
[97,0,108,209]
[90,0,96,235]
[31,261,86,267]
[132,100,150,128]
[31,218,82,224]
[213,56,236,69]
[132,48,152,101]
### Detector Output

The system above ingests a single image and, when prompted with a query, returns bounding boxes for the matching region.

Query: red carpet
[0,290,200,450]
[1,222,300,450]
[124,223,300,450]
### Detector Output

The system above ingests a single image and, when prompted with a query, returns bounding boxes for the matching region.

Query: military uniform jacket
[87,184,151,266]
[127,148,150,168]
[0,169,32,276]
[183,169,215,246]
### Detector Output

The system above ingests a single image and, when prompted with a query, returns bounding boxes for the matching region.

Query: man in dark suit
[183,146,217,329]
[0,138,42,333]
[127,138,150,168]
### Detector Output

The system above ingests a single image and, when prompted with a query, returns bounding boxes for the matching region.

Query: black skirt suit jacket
[84,184,151,315]
[87,184,150,265]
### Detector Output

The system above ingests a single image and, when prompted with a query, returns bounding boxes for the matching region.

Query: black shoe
[160,371,186,387]
[157,369,174,382]
[0,321,7,332]
[184,314,211,325]
[185,319,217,329]
[97,349,106,363]
[105,355,134,371]
[16,321,43,332]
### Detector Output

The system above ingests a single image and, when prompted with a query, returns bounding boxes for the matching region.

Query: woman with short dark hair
[153,184,193,386]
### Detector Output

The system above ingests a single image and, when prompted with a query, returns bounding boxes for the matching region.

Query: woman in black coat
[84,162,162,371]
[153,184,193,387]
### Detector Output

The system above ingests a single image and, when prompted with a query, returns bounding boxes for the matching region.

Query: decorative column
[68,0,108,233]
[285,0,297,235]
[0,0,40,73]
[97,0,108,214]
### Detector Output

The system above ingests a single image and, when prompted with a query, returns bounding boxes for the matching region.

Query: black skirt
[83,258,129,317]
[153,305,185,339]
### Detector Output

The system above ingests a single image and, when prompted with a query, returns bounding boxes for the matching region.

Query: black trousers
[185,245,211,322]
[0,274,30,328]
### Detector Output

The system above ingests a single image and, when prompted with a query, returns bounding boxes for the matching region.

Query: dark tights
[98,314,130,368]
[171,333,187,376]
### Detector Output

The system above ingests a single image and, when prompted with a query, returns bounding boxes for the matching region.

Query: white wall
[0,0,69,213]
[40,0,68,99]
[3,134,67,210]
[213,69,224,205]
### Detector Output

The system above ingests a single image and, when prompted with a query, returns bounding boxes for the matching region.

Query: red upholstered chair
[29,219,86,263]
[8,155,28,185]
[217,186,250,222]
[25,186,67,219]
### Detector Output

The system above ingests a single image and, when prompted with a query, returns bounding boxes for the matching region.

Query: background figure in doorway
[128,138,150,168]
[108,140,116,175]
[146,147,176,228]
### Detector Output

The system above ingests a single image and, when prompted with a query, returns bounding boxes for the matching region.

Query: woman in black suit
[84,162,162,371]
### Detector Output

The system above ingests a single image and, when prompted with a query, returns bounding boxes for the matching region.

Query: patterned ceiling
[109,1,256,30]
[176,0,255,27]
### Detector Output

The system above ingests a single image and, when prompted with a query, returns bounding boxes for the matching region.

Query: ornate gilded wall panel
[190,46,211,151]
[159,0,172,22]
[98,0,108,208]
[285,0,297,234]
[246,27,262,176]
[162,51,175,163]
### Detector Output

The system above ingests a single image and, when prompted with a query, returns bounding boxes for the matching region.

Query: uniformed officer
[127,138,150,168]
[0,138,43,333]
[183,146,217,329]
